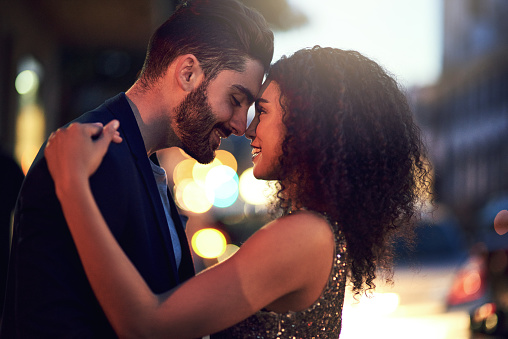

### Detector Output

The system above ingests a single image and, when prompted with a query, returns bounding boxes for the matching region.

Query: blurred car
[468,196,508,337]
[340,214,475,339]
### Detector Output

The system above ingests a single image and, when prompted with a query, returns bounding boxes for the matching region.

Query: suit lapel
[105,94,181,285]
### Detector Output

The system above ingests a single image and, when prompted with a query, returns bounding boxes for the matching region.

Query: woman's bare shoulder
[252,210,334,254]
[263,210,334,240]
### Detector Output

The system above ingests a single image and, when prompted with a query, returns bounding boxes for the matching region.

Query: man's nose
[229,109,248,136]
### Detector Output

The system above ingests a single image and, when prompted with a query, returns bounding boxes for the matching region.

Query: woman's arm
[45,122,335,339]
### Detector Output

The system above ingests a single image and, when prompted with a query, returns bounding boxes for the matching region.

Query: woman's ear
[175,54,204,92]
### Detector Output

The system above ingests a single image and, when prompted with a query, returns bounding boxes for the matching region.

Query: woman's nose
[245,116,259,140]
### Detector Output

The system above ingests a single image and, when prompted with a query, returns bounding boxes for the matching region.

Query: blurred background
[1,0,508,337]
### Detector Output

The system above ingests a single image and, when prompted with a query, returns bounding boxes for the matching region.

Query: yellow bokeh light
[215,150,238,172]
[192,158,222,187]
[191,228,227,259]
[15,104,45,174]
[218,244,240,262]
[239,167,276,205]
[173,158,197,186]
[174,179,213,214]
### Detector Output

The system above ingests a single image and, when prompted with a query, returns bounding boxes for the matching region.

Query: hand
[45,120,122,193]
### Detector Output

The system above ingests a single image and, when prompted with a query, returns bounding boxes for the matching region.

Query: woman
[45,46,432,338]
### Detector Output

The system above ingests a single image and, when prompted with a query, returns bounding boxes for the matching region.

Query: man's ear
[175,54,204,92]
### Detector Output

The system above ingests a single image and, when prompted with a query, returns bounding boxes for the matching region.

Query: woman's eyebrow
[256,98,268,104]
[255,97,268,105]
[254,97,268,111]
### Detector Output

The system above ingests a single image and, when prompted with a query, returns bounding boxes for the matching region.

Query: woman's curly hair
[266,46,432,295]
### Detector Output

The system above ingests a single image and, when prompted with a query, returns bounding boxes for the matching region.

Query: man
[0,151,24,319]
[1,0,273,337]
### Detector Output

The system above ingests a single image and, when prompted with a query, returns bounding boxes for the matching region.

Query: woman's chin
[252,167,274,181]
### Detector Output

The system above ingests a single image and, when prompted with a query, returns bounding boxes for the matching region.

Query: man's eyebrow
[232,85,256,105]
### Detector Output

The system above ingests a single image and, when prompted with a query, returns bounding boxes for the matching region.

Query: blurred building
[1,0,176,172]
[413,0,508,235]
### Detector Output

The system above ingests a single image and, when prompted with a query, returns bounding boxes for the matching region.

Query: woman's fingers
[98,120,122,145]
[88,120,122,168]
[75,121,105,139]
[44,120,122,188]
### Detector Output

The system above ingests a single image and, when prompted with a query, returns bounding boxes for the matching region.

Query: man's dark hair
[139,0,274,89]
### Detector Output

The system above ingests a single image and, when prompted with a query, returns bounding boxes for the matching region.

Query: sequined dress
[213,219,348,339]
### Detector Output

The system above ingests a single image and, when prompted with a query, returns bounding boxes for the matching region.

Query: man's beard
[174,81,229,164]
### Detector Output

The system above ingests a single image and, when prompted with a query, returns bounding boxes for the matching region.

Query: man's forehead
[211,59,264,102]
[238,58,265,96]
[231,84,256,105]
[256,79,272,100]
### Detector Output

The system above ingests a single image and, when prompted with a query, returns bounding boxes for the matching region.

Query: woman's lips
[251,146,261,160]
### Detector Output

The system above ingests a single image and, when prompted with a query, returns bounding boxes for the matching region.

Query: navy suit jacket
[1,93,195,338]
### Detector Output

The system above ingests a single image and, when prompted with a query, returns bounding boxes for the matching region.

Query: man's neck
[125,93,153,156]
[125,88,181,157]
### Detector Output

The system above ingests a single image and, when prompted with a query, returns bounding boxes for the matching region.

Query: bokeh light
[239,167,275,205]
[217,244,240,262]
[175,178,213,213]
[15,104,45,174]
[463,272,482,296]
[15,70,39,95]
[357,292,400,316]
[192,158,222,187]
[494,210,508,235]
[173,158,197,186]
[205,165,239,208]
[215,149,238,172]
[191,228,227,259]
[172,150,241,212]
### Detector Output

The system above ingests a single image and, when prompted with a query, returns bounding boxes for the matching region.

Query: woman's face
[246,80,286,180]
